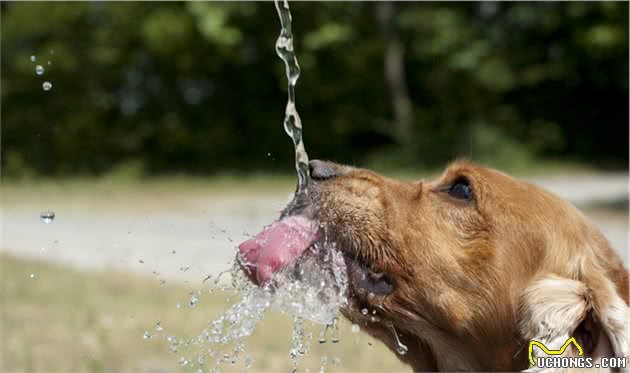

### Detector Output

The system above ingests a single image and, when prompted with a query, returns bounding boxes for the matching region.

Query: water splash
[209,245,347,344]
[274,0,310,194]
[154,238,348,371]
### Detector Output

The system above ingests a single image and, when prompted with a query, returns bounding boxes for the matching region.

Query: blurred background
[1,2,628,373]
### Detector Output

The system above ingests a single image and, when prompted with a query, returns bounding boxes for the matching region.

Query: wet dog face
[287,161,508,323]
[240,159,628,371]
[278,160,627,371]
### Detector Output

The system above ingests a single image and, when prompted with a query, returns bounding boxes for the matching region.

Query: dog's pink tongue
[238,216,319,285]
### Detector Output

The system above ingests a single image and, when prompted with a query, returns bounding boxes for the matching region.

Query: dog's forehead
[436,160,511,184]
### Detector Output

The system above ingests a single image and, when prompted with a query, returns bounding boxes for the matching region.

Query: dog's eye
[448,178,473,201]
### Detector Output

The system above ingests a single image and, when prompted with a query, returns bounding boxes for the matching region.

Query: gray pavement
[1,174,627,283]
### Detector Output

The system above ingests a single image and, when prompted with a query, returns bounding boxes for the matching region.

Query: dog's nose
[309,160,339,180]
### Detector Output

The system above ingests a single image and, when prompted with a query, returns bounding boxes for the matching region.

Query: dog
[239,159,628,371]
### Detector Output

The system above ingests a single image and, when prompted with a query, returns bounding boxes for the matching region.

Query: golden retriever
[239,160,628,371]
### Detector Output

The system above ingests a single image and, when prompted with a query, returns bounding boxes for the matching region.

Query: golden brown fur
[305,160,628,371]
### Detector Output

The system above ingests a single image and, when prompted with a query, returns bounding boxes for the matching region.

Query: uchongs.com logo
[528,337,627,369]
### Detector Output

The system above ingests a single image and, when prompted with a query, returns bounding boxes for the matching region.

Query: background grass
[0,254,407,373]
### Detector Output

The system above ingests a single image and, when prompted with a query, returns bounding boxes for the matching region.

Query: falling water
[274,0,310,194]
[153,239,349,371]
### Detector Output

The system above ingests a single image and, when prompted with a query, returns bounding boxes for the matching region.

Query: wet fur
[294,160,628,372]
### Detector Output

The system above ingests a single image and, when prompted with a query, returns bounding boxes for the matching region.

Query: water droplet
[159,279,166,287]
[351,324,360,333]
[180,265,190,272]
[42,81,52,91]
[35,65,44,75]
[143,331,151,339]
[361,308,368,315]
[332,357,341,366]
[267,152,271,156]
[178,357,188,366]
[330,317,339,343]
[47,60,51,65]
[397,345,408,355]
[41,247,46,251]
[189,294,199,308]
[171,250,176,254]
[40,210,55,224]
[318,324,328,344]
[138,259,144,264]
[30,273,35,279]
[244,356,253,368]
[155,321,163,332]
[30,55,36,62]
[176,302,181,309]
[387,322,408,355]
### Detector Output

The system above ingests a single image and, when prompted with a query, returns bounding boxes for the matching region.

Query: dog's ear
[519,270,628,371]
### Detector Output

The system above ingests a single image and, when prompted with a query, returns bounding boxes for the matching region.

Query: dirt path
[2,174,627,282]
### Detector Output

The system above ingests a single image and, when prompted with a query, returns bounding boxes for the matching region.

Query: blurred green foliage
[1,2,627,177]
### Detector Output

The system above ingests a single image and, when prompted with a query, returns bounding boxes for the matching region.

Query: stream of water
[274,0,310,194]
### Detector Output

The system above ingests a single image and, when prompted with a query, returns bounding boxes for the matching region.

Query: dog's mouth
[237,200,395,309]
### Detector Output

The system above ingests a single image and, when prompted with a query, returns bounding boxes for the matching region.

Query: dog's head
[239,160,628,371]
